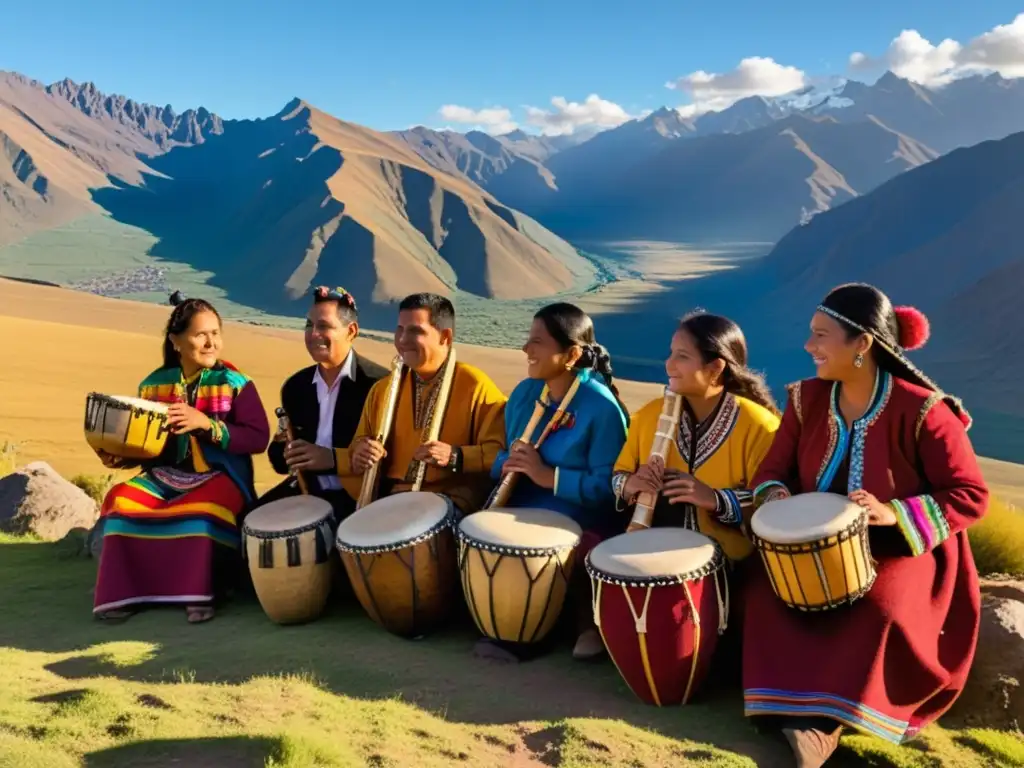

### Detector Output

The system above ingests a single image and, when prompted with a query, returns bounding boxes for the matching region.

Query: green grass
[969,498,1024,576]
[1,536,1021,767]
[69,474,116,506]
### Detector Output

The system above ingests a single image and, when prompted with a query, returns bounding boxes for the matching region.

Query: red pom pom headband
[816,304,930,353]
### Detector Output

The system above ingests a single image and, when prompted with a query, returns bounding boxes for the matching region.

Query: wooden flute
[486,374,583,509]
[627,387,683,530]
[355,355,404,510]
[411,347,458,492]
[275,407,309,495]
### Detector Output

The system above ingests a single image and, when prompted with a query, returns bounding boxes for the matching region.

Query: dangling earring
[854,353,864,368]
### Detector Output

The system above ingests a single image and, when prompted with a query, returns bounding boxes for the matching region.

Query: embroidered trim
[715,488,751,527]
[612,471,630,505]
[785,381,803,426]
[816,370,892,492]
[890,495,950,556]
[744,688,909,744]
[916,393,942,441]
[677,393,739,472]
[848,372,892,491]
[208,419,229,449]
[753,480,790,507]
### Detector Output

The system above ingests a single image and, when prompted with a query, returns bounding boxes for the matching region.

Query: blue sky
[4,2,1023,134]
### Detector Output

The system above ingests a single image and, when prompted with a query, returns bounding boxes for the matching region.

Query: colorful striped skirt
[93,467,245,614]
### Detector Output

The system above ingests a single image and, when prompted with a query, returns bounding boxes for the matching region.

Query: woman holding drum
[468,303,629,662]
[92,293,271,624]
[743,283,989,766]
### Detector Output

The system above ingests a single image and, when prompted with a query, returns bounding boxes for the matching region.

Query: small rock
[947,579,1024,731]
[0,462,99,541]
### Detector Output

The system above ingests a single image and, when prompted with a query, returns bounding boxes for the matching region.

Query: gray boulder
[0,462,99,541]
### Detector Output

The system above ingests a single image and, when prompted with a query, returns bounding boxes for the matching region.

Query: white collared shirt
[312,350,355,491]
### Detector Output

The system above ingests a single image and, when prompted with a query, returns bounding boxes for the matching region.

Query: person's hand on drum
[662,470,718,510]
[284,439,335,472]
[849,489,896,526]
[351,437,386,473]
[167,402,212,434]
[502,441,555,489]
[414,441,454,469]
[95,449,126,470]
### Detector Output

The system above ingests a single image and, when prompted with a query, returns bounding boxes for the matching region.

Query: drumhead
[336,492,451,550]
[244,496,333,535]
[458,508,581,551]
[90,393,168,414]
[589,528,718,581]
[751,492,864,543]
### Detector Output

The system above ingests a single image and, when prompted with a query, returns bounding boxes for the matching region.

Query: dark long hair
[534,302,627,416]
[819,283,970,427]
[162,291,221,369]
[678,311,780,415]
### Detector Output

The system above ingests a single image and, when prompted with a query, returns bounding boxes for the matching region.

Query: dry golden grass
[969,497,1024,576]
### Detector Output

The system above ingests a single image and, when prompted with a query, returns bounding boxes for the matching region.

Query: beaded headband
[815,304,971,430]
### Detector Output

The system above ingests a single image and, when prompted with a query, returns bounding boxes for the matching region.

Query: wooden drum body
[335,492,457,638]
[587,528,728,706]
[457,508,581,644]
[85,393,170,460]
[242,496,335,625]
[750,491,876,612]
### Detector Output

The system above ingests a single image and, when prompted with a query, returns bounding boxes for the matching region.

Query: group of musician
[88,281,990,768]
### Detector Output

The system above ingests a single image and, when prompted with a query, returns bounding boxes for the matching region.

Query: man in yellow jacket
[335,293,507,515]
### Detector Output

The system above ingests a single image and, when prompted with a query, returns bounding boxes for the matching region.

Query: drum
[335,492,457,638]
[587,527,728,706]
[84,393,169,460]
[457,508,581,644]
[749,491,876,612]
[242,495,335,625]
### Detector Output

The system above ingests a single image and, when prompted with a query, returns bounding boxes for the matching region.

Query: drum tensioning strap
[585,544,728,707]
[750,511,876,612]
[241,518,334,568]
[335,505,455,628]
[456,531,579,644]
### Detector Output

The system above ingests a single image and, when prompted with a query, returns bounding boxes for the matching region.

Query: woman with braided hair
[477,302,629,662]
[743,283,989,767]
[92,293,270,624]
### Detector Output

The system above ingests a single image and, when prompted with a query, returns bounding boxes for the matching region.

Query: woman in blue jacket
[480,302,629,662]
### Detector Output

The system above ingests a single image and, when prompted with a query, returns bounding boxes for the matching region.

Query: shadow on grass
[84,735,280,768]
[0,539,908,766]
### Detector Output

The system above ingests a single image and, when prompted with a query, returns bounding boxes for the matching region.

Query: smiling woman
[91,292,271,626]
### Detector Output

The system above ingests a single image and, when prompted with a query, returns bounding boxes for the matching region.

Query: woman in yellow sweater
[613,312,780,557]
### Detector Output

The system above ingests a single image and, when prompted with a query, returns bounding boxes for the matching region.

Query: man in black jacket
[257,286,388,525]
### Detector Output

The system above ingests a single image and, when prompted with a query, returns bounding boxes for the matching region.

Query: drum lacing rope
[713,567,729,635]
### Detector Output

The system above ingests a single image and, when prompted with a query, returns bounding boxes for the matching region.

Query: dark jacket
[268,352,388,477]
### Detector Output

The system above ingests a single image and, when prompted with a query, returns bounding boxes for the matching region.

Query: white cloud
[437,104,518,135]
[848,14,1024,87]
[666,56,808,116]
[524,94,634,136]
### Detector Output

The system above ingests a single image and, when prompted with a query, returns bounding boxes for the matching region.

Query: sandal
[186,606,215,624]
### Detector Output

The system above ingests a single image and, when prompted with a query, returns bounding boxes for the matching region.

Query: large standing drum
[457,508,582,644]
[749,491,876,612]
[242,496,335,625]
[335,492,457,638]
[587,527,728,706]
[84,393,169,459]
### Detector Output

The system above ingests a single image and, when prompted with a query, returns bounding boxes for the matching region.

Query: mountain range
[400,71,1024,241]
[2,67,1024,460]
